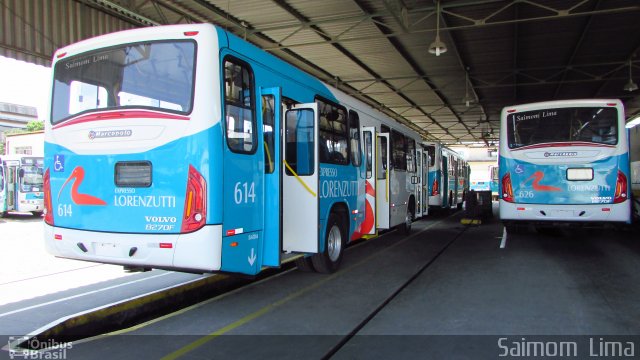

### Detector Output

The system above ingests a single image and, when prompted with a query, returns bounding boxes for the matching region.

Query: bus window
[285,109,315,176]
[0,167,4,192]
[377,136,387,180]
[364,131,372,179]
[52,41,195,124]
[426,146,436,167]
[19,165,43,192]
[317,98,348,165]
[262,95,275,173]
[349,110,361,167]
[407,138,416,172]
[224,59,256,154]
[391,130,406,171]
[69,81,108,115]
[507,107,618,148]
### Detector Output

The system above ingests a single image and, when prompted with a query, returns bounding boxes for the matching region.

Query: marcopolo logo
[544,151,578,158]
[88,129,133,140]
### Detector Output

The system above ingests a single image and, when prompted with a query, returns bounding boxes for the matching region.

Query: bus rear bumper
[499,200,631,224]
[44,224,222,272]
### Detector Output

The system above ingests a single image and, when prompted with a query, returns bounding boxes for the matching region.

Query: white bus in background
[0,155,44,217]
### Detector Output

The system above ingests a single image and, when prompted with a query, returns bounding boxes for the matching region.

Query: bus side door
[423,153,430,215]
[416,147,424,218]
[259,86,282,267]
[362,127,377,235]
[282,103,319,254]
[377,133,390,229]
[442,155,449,207]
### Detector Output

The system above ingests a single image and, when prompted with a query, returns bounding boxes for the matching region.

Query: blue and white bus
[424,142,468,212]
[0,155,44,217]
[499,99,631,228]
[43,24,425,276]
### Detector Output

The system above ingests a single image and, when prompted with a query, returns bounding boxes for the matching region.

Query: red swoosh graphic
[58,166,107,205]
[362,199,375,234]
[365,181,375,197]
[525,171,561,192]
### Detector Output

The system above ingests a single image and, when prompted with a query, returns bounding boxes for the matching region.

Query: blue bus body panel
[220,28,360,256]
[499,153,628,204]
[45,126,222,233]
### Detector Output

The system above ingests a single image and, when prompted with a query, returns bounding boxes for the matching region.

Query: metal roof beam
[261,5,640,51]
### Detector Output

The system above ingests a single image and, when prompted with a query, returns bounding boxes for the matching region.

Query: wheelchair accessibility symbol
[54,154,65,172]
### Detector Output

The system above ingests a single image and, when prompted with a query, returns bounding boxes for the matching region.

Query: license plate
[94,242,120,257]
[567,168,593,181]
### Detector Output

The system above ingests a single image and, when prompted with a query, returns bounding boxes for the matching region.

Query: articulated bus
[499,99,631,229]
[43,24,426,276]
[424,142,468,212]
[0,155,44,217]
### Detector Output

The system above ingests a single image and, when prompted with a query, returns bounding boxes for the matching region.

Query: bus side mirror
[18,169,24,178]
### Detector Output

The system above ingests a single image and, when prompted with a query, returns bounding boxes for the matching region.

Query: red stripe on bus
[511,142,615,151]
[52,111,190,129]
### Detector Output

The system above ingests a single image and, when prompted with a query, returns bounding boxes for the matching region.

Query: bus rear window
[507,107,618,149]
[52,40,196,124]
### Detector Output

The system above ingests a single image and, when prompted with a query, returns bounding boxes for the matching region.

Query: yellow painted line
[283,159,316,197]
[162,217,450,360]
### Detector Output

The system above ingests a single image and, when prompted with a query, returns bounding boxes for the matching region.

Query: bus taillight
[432,179,439,196]
[43,169,54,225]
[613,170,627,204]
[502,172,514,202]
[181,165,207,233]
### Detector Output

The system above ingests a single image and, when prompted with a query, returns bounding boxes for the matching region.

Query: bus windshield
[20,165,43,192]
[51,40,196,124]
[507,107,618,149]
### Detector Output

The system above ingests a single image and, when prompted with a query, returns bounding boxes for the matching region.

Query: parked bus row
[424,142,469,213]
[43,24,469,276]
[0,155,44,217]
[498,99,632,230]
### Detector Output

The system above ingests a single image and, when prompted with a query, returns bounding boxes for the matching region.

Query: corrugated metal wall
[0,0,138,66]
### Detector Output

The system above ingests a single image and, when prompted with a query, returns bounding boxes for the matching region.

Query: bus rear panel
[499,100,631,226]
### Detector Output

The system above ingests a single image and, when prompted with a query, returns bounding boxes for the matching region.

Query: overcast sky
[0,56,51,121]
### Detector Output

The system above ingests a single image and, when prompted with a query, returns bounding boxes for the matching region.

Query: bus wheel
[400,208,413,235]
[312,213,345,274]
[294,256,315,272]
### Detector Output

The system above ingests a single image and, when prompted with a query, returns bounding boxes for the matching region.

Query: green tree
[26,120,44,132]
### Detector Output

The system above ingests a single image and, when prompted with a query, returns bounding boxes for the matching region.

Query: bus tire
[294,256,315,272]
[312,213,345,274]
[400,207,413,235]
